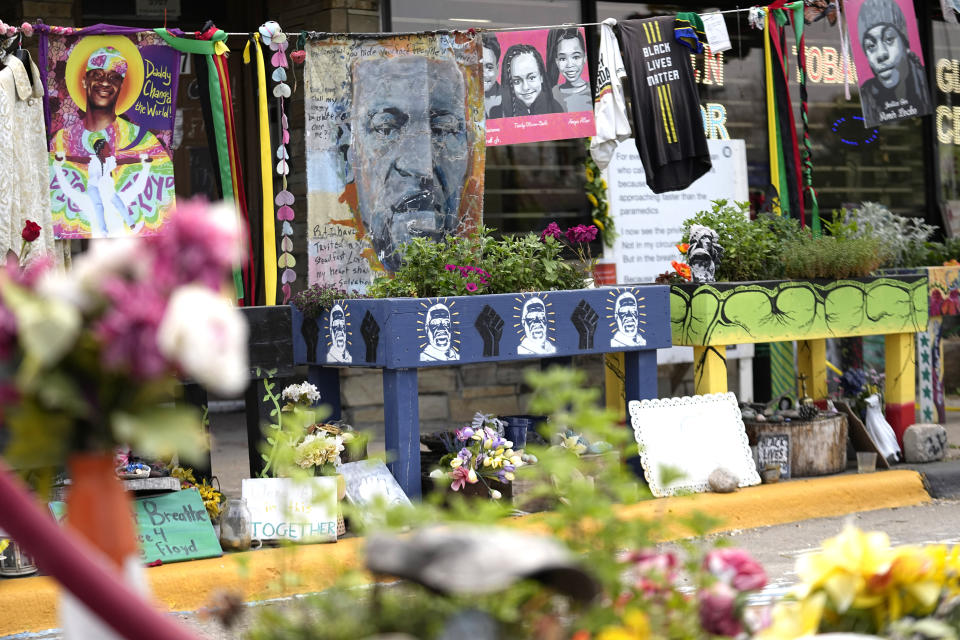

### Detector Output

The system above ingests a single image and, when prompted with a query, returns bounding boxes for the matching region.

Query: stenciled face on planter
[610,290,646,347]
[327,303,353,363]
[420,301,460,362]
[517,295,556,355]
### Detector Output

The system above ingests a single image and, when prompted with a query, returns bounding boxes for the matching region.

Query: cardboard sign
[241,477,338,543]
[756,433,791,479]
[629,392,761,497]
[50,488,222,564]
[341,460,411,510]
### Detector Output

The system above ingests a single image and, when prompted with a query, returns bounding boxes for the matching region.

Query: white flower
[299,382,321,404]
[428,469,444,479]
[281,383,303,403]
[281,381,322,406]
[206,202,246,268]
[293,433,344,469]
[157,285,248,396]
[489,489,502,500]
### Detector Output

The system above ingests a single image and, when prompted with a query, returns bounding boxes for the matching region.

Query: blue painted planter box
[291,286,671,368]
[289,286,672,499]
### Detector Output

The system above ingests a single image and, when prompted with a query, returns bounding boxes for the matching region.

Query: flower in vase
[282,382,321,406]
[157,285,249,396]
[293,432,345,469]
[450,466,478,491]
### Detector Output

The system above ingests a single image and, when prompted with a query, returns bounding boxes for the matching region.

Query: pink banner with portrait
[845,0,932,127]
[482,28,596,146]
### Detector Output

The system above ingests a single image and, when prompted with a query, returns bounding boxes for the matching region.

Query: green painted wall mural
[670,276,928,347]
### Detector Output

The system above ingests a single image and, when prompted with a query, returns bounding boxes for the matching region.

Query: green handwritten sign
[50,488,222,564]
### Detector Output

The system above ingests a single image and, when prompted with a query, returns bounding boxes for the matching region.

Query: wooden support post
[797,338,828,400]
[383,368,421,499]
[306,365,342,421]
[624,350,658,402]
[916,317,943,424]
[693,345,727,395]
[604,352,626,416]
[885,332,916,446]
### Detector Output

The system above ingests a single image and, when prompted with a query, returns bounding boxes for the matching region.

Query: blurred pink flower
[622,549,679,597]
[704,548,767,592]
[149,199,244,292]
[699,582,742,637]
[94,277,168,379]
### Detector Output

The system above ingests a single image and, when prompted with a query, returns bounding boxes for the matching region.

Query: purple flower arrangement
[434,413,525,499]
[444,263,490,293]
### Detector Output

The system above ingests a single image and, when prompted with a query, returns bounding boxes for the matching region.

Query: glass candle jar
[219,498,253,551]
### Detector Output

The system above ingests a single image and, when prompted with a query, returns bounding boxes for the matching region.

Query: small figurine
[687,225,723,283]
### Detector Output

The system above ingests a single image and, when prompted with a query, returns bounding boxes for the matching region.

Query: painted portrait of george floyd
[43,29,180,239]
[846,0,932,127]
[303,32,485,287]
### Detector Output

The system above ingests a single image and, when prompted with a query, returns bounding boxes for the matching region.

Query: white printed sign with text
[607,138,748,284]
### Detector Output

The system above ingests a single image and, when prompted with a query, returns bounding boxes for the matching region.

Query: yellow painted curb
[0,470,930,636]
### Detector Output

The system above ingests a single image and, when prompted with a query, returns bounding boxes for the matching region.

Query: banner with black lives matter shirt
[846,0,933,127]
[42,25,180,239]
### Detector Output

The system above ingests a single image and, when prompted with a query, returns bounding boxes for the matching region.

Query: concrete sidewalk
[0,469,932,637]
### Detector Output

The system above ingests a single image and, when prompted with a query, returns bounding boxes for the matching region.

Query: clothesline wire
[218,6,758,38]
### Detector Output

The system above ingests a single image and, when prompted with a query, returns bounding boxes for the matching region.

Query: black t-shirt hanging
[619,16,711,193]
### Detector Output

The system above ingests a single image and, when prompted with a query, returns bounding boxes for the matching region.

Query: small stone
[740,408,757,421]
[780,409,800,419]
[767,415,784,423]
[903,423,948,463]
[755,414,766,422]
[708,467,739,493]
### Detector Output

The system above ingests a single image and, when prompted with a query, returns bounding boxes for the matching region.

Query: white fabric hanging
[589,18,632,171]
[863,393,901,462]
[0,53,68,267]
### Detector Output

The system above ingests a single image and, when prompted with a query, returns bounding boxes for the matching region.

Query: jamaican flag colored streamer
[154,27,253,305]
[243,34,278,306]
[764,2,804,226]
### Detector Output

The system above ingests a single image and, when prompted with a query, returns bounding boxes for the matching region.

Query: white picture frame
[629,392,761,497]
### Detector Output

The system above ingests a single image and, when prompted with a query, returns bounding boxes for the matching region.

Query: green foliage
[781,234,889,279]
[681,200,803,282]
[365,226,585,298]
[833,202,939,268]
[291,285,359,320]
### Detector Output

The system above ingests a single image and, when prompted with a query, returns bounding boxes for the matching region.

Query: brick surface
[462,385,518,400]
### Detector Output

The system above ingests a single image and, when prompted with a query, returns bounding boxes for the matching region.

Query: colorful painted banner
[303,31,485,287]
[483,28,596,146]
[845,0,933,127]
[44,27,180,239]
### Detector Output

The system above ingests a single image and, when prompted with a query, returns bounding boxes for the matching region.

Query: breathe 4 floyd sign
[50,488,222,564]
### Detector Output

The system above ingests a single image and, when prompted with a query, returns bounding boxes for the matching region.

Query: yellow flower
[596,610,650,640]
[795,525,893,613]
[593,218,605,231]
[601,179,608,190]
[586,167,595,182]
[587,193,599,207]
[757,593,826,640]
[450,457,463,469]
